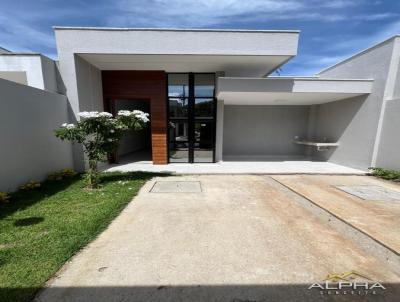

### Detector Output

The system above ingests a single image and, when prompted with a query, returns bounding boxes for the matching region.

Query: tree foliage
[55,110,149,188]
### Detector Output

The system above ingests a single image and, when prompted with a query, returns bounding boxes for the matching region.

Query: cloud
[329,19,400,52]
[1,0,398,68]
[360,12,399,21]
[320,0,359,9]
[282,18,400,76]
[107,0,398,27]
[108,0,305,27]
[0,13,55,51]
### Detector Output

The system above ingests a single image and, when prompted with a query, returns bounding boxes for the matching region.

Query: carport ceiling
[217,77,373,105]
[78,54,291,77]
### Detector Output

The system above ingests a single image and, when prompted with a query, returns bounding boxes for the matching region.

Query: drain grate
[150,181,202,193]
[335,185,400,201]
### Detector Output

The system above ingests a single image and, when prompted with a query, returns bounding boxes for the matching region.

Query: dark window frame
[167,72,216,163]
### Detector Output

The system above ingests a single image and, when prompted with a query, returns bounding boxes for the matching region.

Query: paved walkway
[104,160,366,174]
[36,175,399,302]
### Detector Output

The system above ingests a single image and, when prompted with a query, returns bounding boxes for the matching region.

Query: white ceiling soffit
[78,54,291,77]
[217,77,373,105]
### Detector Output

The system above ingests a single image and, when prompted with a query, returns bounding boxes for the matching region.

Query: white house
[1,28,400,189]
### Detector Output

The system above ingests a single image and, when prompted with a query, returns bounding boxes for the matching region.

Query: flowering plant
[55,110,149,188]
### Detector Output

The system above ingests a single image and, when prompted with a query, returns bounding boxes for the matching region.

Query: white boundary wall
[0,78,73,191]
[375,99,400,170]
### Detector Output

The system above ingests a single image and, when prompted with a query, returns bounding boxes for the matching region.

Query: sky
[0,0,399,75]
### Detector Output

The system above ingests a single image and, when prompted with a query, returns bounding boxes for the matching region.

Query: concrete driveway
[35,175,400,302]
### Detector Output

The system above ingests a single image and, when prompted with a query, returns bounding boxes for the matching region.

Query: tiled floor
[104,159,366,175]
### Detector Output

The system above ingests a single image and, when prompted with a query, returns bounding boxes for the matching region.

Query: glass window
[169,121,189,163]
[169,98,188,118]
[194,74,215,97]
[167,73,216,163]
[168,74,189,97]
[195,98,214,118]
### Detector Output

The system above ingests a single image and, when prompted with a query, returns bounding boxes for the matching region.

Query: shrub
[48,169,77,181]
[0,192,11,203]
[47,172,63,181]
[55,111,149,189]
[19,181,41,190]
[369,167,400,181]
[61,168,77,178]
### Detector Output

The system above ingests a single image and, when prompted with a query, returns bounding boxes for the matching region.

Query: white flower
[110,129,115,133]
[78,111,113,119]
[107,138,113,142]
[61,123,75,129]
[117,110,149,123]
[66,124,75,129]
[98,112,113,118]
[133,110,150,122]
[78,111,98,119]
[117,110,131,117]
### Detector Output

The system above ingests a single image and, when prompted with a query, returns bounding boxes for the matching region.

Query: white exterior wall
[223,105,309,159]
[0,71,27,85]
[0,78,73,191]
[375,99,400,170]
[0,55,44,89]
[40,55,60,93]
[74,55,104,112]
[373,37,400,169]
[215,100,224,162]
[314,37,396,170]
[70,55,104,171]
[0,55,60,93]
[55,28,298,56]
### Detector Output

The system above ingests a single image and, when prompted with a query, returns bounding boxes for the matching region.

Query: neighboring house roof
[0,52,41,56]
[317,34,400,75]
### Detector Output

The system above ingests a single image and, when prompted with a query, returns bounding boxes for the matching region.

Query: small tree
[55,110,149,188]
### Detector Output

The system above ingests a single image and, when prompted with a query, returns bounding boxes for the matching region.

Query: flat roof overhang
[217,77,373,105]
[78,54,292,77]
[55,27,300,76]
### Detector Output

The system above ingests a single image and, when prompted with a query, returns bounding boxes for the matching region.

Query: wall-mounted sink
[293,139,339,151]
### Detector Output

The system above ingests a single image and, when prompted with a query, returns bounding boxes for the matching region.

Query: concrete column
[215,99,224,162]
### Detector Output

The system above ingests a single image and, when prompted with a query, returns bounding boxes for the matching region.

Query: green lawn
[0,172,158,302]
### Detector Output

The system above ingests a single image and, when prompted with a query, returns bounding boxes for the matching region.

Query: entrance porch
[103,156,366,174]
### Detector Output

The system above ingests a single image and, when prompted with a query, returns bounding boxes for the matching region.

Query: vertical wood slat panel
[102,71,167,164]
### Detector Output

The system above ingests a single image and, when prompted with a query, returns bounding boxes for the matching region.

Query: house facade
[1,27,400,175]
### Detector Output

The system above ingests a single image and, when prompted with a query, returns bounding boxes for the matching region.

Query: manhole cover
[150,181,202,193]
[335,185,400,201]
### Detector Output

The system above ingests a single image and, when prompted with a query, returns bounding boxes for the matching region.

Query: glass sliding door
[193,121,213,162]
[168,73,216,163]
[168,120,189,163]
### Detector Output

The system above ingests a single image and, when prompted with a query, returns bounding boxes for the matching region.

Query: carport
[216,76,373,162]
